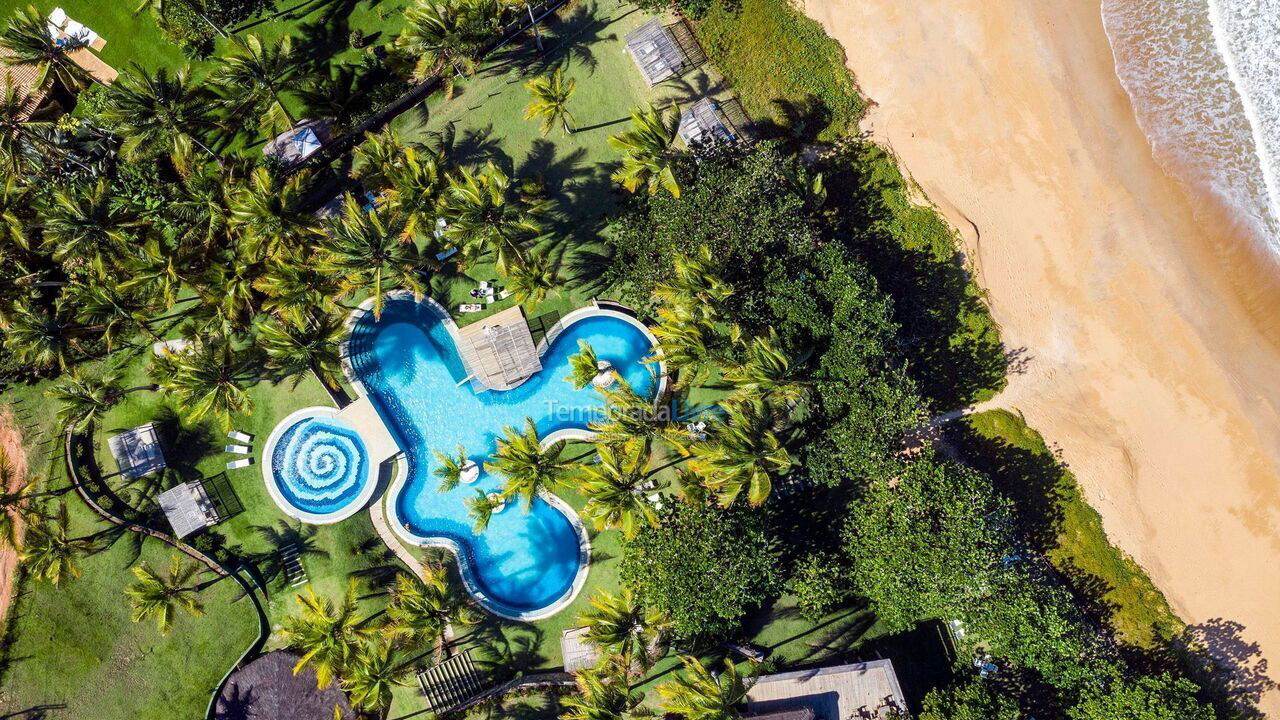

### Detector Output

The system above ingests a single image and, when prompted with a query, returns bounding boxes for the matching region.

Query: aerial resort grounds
[0,0,1253,719]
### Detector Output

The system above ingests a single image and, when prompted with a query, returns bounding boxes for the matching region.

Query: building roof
[0,49,49,120]
[265,119,332,165]
[746,709,816,720]
[215,650,355,720]
[745,660,907,720]
[107,423,167,480]
[157,479,218,539]
[679,98,737,147]
[624,19,688,86]
[456,305,543,391]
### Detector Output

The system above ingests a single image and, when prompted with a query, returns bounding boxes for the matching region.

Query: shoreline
[800,0,1280,711]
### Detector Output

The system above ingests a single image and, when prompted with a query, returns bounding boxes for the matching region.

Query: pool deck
[335,396,401,465]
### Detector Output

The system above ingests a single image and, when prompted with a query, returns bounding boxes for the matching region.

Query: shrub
[786,550,853,621]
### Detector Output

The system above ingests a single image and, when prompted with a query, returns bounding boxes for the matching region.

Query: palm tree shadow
[248,519,329,590]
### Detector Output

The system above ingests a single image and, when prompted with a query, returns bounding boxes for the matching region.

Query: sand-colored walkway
[800,0,1280,712]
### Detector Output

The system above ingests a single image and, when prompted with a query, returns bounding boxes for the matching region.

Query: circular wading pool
[262,407,378,524]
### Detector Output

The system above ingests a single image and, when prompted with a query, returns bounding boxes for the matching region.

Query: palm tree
[0,82,56,179]
[608,103,681,198]
[40,179,136,278]
[280,581,375,689]
[3,300,84,371]
[722,330,808,406]
[579,588,670,672]
[150,336,256,428]
[253,261,345,330]
[657,656,752,720]
[576,439,664,539]
[0,5,92,92]
[503,245,558,307]
[432,444,471,493]
[524,66,576,136]
[62,278,164,348]
[689,396,793,507]
[20,502,93,587]
[465,487,502,532]
[567,339,603,390]
[381,146,450,247]
[320,195,424,320]
[102,64,218,166]
[395,0,500,93]
[133,0,227,38]
[589,377,688,455]
[258,312,346,390]
[124,554,205,633]
[343,639,410,716]
[352,127,412,190]
[486,418,571,508]
[212,33,299,137]
[439,161,547,274]
[561,655,647,720]
[656,246,733,324]
[0,448,42,550]
[48,363,156,431]
[229,167,323,261]
[384,568,480,660]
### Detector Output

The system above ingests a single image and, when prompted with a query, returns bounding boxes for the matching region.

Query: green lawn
[951,410,1183,648]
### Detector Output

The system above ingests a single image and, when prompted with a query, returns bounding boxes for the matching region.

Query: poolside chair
[227,430,253,443]
[225,444,251,455]
[49,7,66,27]
[458,303,483,313]
[497,290,512,300]
[226,457,253,470]
[479,280,491,290]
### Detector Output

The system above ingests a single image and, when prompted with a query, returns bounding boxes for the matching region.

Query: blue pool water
[271,416,371,517]
[347,298,657,616]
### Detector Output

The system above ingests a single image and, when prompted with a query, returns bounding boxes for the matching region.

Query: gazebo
[264,119,332,165]
[456,306,544,391]
[624,18,690,86]
[417,650,487,714]
[560,627,600,672]
[157,480,220,539]
[107,423,167,480]
[215,650,355,720]
[678,98,738,147]
[745,660,907,720]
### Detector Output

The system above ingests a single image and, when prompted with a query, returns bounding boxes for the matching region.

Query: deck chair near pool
[225,444,251,455]
[227,430,253,443]
[227,457,253,470]
[458,303,483,313]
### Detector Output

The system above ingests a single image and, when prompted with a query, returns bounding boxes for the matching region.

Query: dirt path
[0,407,29,627]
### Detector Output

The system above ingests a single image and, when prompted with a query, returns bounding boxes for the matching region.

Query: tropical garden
[0,0,1257,719]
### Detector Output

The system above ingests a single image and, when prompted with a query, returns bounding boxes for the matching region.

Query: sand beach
[799,0,1280,711]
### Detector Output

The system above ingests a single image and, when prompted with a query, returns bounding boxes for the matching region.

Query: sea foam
[1102,0,1280,253]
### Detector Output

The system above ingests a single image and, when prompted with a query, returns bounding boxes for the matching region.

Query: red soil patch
[0,406,29,627]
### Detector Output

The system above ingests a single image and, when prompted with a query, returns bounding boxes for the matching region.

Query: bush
[786,550,853,621]
[620,500,780,641]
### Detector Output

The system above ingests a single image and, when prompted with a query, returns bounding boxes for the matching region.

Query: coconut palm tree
[689,396,793,507]
[0,449,42,550]
[320,195,425,320]
[524,66,576,136]
[343,639,410,716]
[567,339,603,390]
[352,127,413,190]
[486,417,570,508]
[579,588,670,672]
[655,246,733,324]
[0,5,92,92]
[211,33,299,137]
[3,300,84,371]
[657,656,752,720]
[722,329,808,406]
[432,444,470,492]
[608,103,681,198]
[124,554,205,634]
[589,377,687,455]
[150,335,256,428]
[561,655,648,720]
[465,487,502,532]
[384,567,480,660]
[62,278,164,348]
[503,245,558,307]
[102,64,218,166]
[20,502,93,587]
[133,0,227,38]
[258,312,346,391]
[576,439,664,539]
[0,83,57,179]
[229,167,322,261]
[439,161,547,275]
[48,363,155,431]
[381,146,450,246]
[253,261,345,330]
[280,580,376,689]
[395,0,500,93]
[40,179,136,278]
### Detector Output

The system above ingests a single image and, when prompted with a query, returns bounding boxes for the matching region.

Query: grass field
[952,410,1184,647]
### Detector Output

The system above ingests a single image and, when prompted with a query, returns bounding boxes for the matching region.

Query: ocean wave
[1101,0,1280,252]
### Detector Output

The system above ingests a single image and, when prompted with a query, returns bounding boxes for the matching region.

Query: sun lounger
[458,303,483,313]
[225,444,251,455]
[227,430,253,443]
[227,457,253,470]
[497,289,512,300]
[153,338,191,356]
[49,8,67,27]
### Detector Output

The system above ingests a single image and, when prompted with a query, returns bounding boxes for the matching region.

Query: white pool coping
[341,293,667,621]
[260,406,382,525]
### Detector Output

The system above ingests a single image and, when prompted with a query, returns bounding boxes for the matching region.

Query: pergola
[417,650,487,714]
[624,18,690,86]
[264,119,332,165]
[679,98,739,147]
[157,479,220,539]
[107,423,167,480]
[0,50,48,120]
[456,305,544,391]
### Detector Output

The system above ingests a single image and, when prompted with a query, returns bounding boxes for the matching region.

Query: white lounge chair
[152,338,191,356]
[225,444,251,455]
[227,457,253,470]
[49,7,67,28]
[497,289,512,300]
[458,303,483,313]
[479,280,491,290]
[227,430,253,443]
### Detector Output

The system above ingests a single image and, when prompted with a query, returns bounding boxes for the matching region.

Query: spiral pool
[263,407,379,523]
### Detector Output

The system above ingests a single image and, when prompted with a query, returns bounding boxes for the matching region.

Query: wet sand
[801,0,1280,710]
